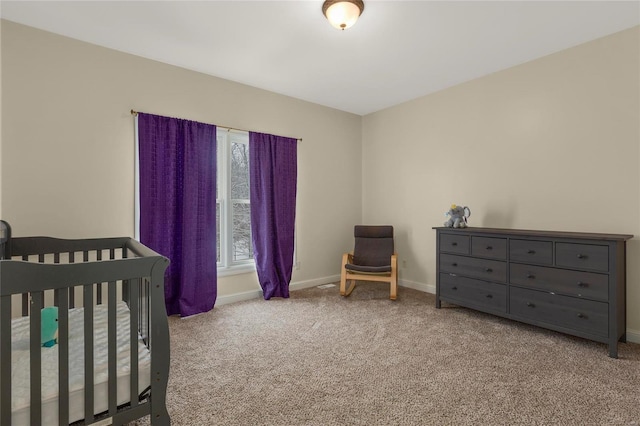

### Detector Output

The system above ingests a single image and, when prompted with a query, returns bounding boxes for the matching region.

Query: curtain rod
[130,110,302,142]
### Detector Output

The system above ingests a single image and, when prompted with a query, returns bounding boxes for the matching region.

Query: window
[217,129,254,275]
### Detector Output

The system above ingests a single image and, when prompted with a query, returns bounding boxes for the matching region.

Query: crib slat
[122,247,129,303]
[138,281,142,343]
[123,279,129,303]
[53,253,61,306]
[19,259,30,316]
[69,252,75,308]
[22,293,29,316]
[139,280,145,345]
[97,251,103,305]
[70,286,76,309]
[84,285,95,423]
[129,278,139,408]
[145,279,151,345]
[30,292,43,426]
[57,288,70,425]
[0,295,12,425]
[97,283,102,305]
[108,281,117,415]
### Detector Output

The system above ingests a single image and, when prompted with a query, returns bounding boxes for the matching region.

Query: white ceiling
[1,1,639,115]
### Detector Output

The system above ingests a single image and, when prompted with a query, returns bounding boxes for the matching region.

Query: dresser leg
[608,344,618,359]
[436,298,441,309]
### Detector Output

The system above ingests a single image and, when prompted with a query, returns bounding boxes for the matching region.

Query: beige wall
[2,19,639,334]
[1,20,362,296]
[363,27,640,333]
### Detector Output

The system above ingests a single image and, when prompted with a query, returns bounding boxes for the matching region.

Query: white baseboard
[215,289,263,306]
[215,276,640,344]
[399,278,435,294]
[215,274,341,306]
[289,275,341,291]
[215,276,431,306]
[626,328,640,344]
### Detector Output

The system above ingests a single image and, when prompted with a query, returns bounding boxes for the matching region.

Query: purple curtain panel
[249,132,298,299]
[138,113,217,316]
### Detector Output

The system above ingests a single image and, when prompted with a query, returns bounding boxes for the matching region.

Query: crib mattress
[9,301,151,426]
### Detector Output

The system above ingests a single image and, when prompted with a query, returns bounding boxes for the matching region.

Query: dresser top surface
[432,226,633,241]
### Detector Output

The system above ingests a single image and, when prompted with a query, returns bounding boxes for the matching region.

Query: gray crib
[0,220,171,425]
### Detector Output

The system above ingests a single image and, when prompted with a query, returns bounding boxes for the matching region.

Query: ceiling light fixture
[322,0,365,31]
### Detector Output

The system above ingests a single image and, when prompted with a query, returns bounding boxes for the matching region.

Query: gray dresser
[433,227,633,358]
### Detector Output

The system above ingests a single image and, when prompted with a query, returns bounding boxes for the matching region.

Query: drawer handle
[577,282,588,288]
[485,268,493,273]
[486,246,493,250]
[452,262,458,267]
[577,313,586,319]
[526,302,535,308]
[527,249,536,254]
[486,294,493,299]
[526,274,535,279]
[452,286,458,291]
[577,254,587,259]
[451,242,458,246]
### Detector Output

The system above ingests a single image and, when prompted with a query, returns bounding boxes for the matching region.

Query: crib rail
[10,236,131,257]
[0,232,170,425]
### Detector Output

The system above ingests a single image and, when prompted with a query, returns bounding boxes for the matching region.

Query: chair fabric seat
[345,263,392,274]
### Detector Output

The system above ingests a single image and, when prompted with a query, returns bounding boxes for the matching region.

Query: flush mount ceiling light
[322,0,365,30]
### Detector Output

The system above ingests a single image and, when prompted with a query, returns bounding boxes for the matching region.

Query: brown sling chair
[340,225,398,300]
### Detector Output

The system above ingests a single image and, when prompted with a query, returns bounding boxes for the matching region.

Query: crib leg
[150,405,170,425]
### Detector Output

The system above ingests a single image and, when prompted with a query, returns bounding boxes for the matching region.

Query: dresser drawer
[556,243,608,272]
[510,287,608,337]
[440,273,506,313]
[510,264,608,302]
[440,233,470,254]
[472,236,507,260]
[439,254,507,282]
[510,239,552,265]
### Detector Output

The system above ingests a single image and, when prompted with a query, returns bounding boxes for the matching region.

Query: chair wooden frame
[340,251,398,300]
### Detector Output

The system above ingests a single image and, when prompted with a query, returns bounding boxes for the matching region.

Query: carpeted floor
[130,283,640,425]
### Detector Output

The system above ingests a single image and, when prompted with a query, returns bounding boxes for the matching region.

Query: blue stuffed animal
[41,306,59,347]
[444,204,471,228]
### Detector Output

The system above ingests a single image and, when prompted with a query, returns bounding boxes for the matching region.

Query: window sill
[217,262,256,277]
